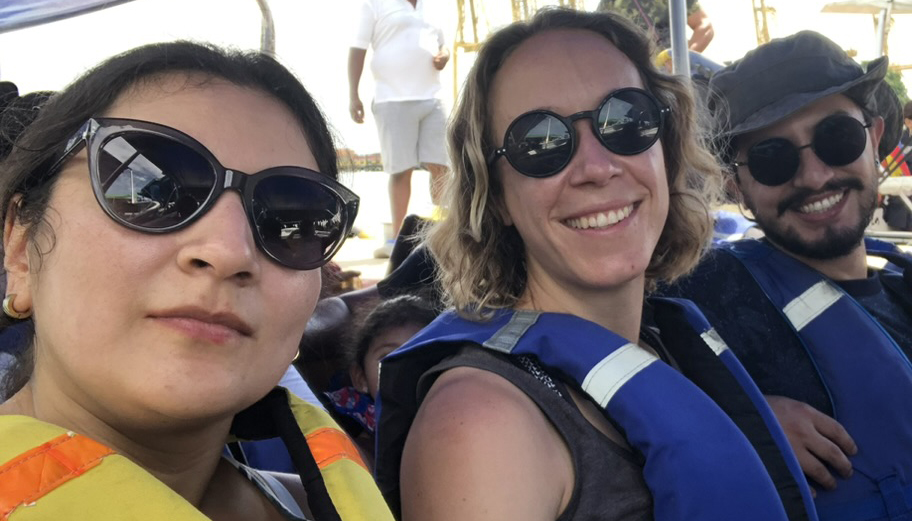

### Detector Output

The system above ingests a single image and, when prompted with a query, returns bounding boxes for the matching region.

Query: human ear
[3,196,34,312]
[349,364,370,395]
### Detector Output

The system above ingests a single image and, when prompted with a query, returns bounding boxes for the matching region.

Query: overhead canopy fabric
[822,1,912,15]
[0,0,137,34]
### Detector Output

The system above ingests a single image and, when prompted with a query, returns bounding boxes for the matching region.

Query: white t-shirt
[352,0,445,102]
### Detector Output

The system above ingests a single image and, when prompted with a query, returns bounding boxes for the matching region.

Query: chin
[134,376,275,423]
[584,261,649,291]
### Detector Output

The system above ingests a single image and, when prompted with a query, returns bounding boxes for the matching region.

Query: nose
[565,122,624,186]
[791,147,836,191]
[176,192,261,283]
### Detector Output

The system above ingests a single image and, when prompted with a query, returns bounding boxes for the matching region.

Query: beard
[743,176,877,260]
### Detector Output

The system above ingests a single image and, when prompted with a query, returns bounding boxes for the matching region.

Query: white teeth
[798,192,845,214]
[565,205,635,230]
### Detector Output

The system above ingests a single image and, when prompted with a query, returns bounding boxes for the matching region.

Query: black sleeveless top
[417,346,653,521]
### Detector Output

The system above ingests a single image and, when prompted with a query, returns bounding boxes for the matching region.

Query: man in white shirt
[348,0,450,258]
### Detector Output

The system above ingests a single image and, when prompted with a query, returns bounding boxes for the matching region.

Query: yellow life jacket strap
[0,430,113,518]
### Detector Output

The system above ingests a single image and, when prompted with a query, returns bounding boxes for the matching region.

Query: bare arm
[766,395,857,492]
[400,367,572,521]
[348,48,367,124]
[687,9,714,52]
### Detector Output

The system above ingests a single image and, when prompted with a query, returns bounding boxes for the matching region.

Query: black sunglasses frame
[732,114,873,187]
[44,118,360,270]
[488,87,671,178]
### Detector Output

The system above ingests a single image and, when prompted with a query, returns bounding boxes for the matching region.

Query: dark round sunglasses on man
[733,114,872,186]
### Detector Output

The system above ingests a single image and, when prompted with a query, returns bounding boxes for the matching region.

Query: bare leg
[389,168,413,237]
[426,163,449,206]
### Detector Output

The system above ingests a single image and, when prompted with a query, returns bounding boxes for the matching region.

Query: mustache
[777,178,866,216]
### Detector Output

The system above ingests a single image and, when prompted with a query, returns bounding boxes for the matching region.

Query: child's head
[350,295,438,398]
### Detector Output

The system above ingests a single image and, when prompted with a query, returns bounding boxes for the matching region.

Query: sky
[1,0,910,155]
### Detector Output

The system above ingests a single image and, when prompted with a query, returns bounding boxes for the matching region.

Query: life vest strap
[815,475,912,521]
[0,431,114,519]
[783,281,843,331]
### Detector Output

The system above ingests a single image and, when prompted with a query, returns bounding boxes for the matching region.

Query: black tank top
[418,346,653,521]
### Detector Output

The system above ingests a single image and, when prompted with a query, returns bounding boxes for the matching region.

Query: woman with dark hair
[374,8,817,521]
[0,42,391,521]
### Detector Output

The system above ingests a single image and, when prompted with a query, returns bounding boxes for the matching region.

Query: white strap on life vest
[582,343,658,407]
[783,280,843,331]
[700,328,729,356]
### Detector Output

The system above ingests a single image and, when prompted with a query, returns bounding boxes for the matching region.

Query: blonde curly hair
[427,7,722,318]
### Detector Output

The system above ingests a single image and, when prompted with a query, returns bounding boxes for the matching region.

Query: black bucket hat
[710,30,901,162]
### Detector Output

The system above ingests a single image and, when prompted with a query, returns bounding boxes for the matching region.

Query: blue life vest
[375,298,816,520]
[722,238,912,521]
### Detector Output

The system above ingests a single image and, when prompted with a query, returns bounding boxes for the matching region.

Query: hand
[350,97,364,124]
[766,395,857,492]
[432,51,449,71]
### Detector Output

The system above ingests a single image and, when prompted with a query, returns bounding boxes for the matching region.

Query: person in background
[374,8,816,521]
[0,41,390,521]
[348,0,450,259]
[662,31,912,521]
[597,0,714,52]
[323,294,437,469]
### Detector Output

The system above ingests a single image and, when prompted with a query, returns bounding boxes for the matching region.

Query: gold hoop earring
[2,294,31,320]
[292,350,300,363]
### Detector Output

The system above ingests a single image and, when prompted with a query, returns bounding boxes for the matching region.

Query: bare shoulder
[400,366,573,521]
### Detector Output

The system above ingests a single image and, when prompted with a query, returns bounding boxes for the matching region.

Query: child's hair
[350,295,438,369]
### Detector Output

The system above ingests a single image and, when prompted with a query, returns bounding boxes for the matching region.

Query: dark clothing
[835,271,912,352]
[376,244,439,304]
[661,245,912,417]
[420,347,653,521]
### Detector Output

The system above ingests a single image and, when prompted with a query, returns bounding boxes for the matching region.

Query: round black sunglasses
[43,118,359,271]
[488,87,671,178]
[733,114,872,187]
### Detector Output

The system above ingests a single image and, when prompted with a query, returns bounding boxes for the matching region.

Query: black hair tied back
[0,82,54,162]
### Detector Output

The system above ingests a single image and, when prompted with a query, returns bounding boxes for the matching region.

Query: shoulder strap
[231,388,393,521]
[379,308,801,521]
[0,416,209,520]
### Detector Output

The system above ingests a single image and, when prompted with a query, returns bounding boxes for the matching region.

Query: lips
[149,307,254,338]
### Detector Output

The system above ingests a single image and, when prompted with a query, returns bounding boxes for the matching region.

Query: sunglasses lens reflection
[253,175,348,270]
[97,133,215,229]
[503,89,664,178]
[597,90,663,156]
[96,131,348,270]
[504,113,573,178]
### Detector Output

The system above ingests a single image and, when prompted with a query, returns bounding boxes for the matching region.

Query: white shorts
[372,99,449,174]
